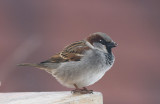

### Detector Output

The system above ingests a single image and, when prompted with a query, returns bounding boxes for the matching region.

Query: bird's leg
[71,84,81,94]
[71,84,93,94]
[82,87,93,94]
[82,87,88,91]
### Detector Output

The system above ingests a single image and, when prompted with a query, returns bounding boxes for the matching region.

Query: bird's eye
[99,40,102,42]
[99,39,106,45]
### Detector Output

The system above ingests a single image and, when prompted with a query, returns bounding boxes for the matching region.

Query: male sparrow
[19,32,117,94]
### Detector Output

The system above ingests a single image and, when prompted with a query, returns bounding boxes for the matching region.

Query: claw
[71,84,93,94]
[71,88,93,94]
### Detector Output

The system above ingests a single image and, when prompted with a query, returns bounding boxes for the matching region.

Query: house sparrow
[19,32,117,94]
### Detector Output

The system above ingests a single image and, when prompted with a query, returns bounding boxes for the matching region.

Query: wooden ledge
[0,91,103,104]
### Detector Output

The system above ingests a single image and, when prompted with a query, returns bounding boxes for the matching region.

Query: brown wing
[41,40,91,63]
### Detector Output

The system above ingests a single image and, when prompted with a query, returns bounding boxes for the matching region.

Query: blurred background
[0,0,160,104]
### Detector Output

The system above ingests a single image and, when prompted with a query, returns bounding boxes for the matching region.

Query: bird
[18,32,117,94]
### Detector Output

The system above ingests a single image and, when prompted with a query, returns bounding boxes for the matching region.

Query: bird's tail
[18,63,40,67]
[18,63,52,74]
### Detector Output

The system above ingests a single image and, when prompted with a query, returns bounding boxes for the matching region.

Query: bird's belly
[75,68,107,88]
[53,65,110,88]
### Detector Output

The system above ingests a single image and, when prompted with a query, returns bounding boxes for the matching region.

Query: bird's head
[86,32,117,53]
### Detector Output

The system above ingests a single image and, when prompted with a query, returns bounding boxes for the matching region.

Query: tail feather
[18,63,52,74]
[18,63,40,67]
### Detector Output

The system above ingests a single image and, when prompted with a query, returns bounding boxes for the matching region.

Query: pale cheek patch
[93,43,107,53]
[102,45,107,53]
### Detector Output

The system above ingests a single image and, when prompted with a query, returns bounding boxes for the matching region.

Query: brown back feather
[41,40,90,63]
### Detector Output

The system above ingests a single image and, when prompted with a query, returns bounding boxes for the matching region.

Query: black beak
[107,42,118,48]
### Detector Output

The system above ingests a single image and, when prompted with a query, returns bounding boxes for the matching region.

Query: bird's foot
[81,87,93,94]
[71,87,93,94]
